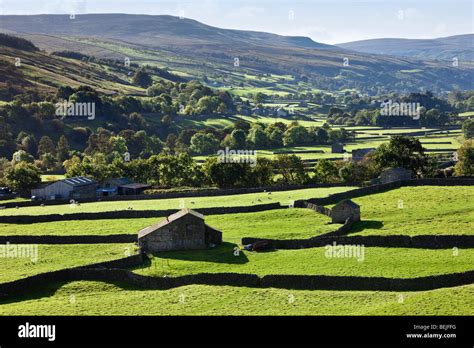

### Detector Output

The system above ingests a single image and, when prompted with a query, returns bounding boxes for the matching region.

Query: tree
[21,135,37,156]
[314,159,340,183]
[195,96,220,115]
[129,112,148,130]
[4,162,41,192]
[56,85,75,100]
[0,116,16,158]
[63,156,82,177]
[314,127,329,144]
[283,125,311,146]
[372,136,430,176]
[338,161,372,183]
[247,126,267,149]
[274,154,309,185]
[253,92,266,105]
[38,153,58,171]
[11,150,34,164]
[454,140,474,176]
[462,119,474,139]
[132,69,153,88]
[56,135,70,163]
[250,158,274,187]
[189,133,220,155]
[37,136,56,157]
[148,153,203,187]
[202,157,249,188]
[36,102,56,120]
[266,127,284,147]
[222,129,247,149]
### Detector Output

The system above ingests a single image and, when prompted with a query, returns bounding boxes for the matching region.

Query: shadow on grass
[0,279,166,306]
[0,280,70,305]
[347,220,384,234]
[146,242,249,265]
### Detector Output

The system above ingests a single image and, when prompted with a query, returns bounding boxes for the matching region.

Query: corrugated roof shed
[62,176,96,187]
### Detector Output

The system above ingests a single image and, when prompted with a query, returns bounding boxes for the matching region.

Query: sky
[0,0,472,44]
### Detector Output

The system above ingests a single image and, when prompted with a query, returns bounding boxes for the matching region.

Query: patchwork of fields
[187,114,464,163]
[0,185,472,315]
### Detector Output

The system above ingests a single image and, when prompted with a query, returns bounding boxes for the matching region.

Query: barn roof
[352,148,376,155]
[61,176,96,187]
[333,199,360,210]
[119,183,151,190]
[138,209,204,238]
[382,167,412,174]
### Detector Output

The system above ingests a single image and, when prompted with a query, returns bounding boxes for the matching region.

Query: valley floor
[0,185,472,315]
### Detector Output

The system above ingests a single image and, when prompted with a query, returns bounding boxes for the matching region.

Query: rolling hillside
[337,34,474,61]
[0,37,185,100]
[0,14,472,94]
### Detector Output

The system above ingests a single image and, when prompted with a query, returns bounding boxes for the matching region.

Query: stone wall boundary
[1,267,473,299]
[241,234,474,250]
[0,202,283,224]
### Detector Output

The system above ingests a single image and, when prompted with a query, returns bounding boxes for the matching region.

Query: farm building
[138,209,222,252]
[276,107,288,117]
[331,143,344,153]
[379,167,412,184]
[118,183,151,195]
[97,178,151,197]
[331,200,360,223]
[352,148,376,162]
[251,107,266,116]
[31,176,97,201]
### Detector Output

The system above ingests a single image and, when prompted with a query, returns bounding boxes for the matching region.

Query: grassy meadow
[348,186,474,236]
[134,246,474,279]
[0,281,472,315]
[0,185,472,316]
[0,244,135,283]
[0,208,334,241]
[0,186,355,216]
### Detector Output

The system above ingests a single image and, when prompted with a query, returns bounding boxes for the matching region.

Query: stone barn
[379,167,412,184]
[331,143,344,153]
[352,148,376,162]
[331,200,360,223]
[138,209,222,252]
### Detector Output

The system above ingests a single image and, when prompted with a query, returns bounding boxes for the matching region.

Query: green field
[0,244,135,283]
[0,281,472,315]
[348,186,474,236]
[0,187,355,216]
[0,208,334,240]
[40,174,66,182]
[134,246,474,279]
[0,185,472,316]
[192,132,461,163]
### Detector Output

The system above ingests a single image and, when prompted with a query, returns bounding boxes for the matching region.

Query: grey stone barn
[331,143,344,153]
[138,209,222,253]
[31,176,97,201]
[379,167,412,184]
[331,200,361,223]
[352,148,376,162]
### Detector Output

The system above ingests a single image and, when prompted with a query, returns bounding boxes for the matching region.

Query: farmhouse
[331,200,360,223]
[352,148,376,162]
[31,176,97,201]
[138,209,222,252]
[379,167,412,184]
